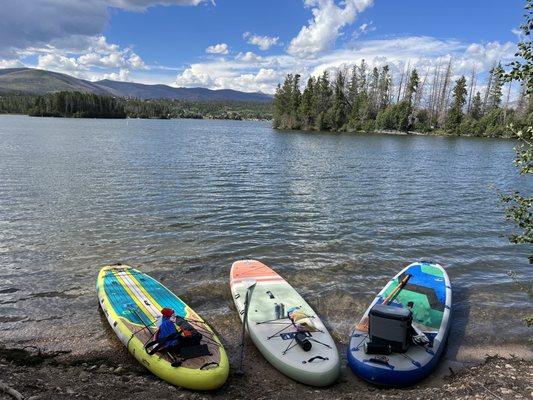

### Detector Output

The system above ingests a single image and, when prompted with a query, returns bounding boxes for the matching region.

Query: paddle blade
[243,279,257,289]
[355,316,369,333]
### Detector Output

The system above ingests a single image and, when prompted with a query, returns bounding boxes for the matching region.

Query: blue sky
[0,0,526,94]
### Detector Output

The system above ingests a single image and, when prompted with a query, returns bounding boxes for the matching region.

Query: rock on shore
[0,345,531,400]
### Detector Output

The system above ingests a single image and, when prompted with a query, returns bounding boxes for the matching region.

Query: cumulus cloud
[37,54,80,73]
[174,59,283,93]
[98,68,131,81]
[0,1,108,58]
[288,0,374,57]
[173,36,517,94]
[109,0,205,11]
[235,51,264,63]
[0,0,204,65]
[206,43,229,54]
[30,35,147,81]
[511,27,525,41]
[243,32,279,51]
[0,59,25,69]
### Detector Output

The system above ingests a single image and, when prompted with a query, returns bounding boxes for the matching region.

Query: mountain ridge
[0,68,272,102]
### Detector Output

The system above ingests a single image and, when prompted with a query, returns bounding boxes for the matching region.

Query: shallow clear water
[0,115,531,360]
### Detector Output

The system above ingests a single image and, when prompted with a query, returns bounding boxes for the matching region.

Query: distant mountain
[0,68,272,102]
[0,68,111,96]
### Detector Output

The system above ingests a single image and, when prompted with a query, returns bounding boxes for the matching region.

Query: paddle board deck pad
[230,260,340,386]
[347,261,452,386]
[97,265,229,390]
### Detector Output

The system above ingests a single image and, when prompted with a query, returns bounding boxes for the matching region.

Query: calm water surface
[0,115,531,361]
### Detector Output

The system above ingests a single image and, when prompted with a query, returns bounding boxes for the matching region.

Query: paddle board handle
[200,361,219,370]
[304,356,329,364]
[303,355,329,364]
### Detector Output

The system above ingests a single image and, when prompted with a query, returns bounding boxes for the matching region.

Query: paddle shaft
[237,285,254,374]
[355,274,412,332]
[382,274,411,305]
[130,307,155,335]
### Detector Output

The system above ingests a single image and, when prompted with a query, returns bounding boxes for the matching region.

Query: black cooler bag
[368,304,412,353]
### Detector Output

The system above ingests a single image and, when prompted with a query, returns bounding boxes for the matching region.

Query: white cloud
[172,36,517,94]
[288,0,374,57]
[31,35,147,81]
[511,27,524,41]
[174,59,283,93]
[0,0,519,97]
[243,32,279,51]
[99,68,131,82]
[37,53,81,73]
[0,0,205,65]
[109,0,206,11]
[205,43,229,54]
[0,59,24,69]
[235,51,264,63]
[128,53,146,69]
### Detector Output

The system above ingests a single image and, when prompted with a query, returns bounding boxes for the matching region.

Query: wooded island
[273,60,531,137]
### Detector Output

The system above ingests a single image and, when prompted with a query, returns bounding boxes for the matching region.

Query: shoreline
[0,341,531,399]
[0,113,273,122]
[276,126,515,139]
[0,114,515,138]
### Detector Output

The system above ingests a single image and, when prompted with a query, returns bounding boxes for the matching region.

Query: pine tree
[330,70,348,131]
[487,63,505,111]
[358,60,368,94]
[299,76,316,129]
[273,74,294,128]
[290,74,302,128]
[347,65,359,106]
[316,70,332,127]
[470,91,483,120]
[445,76,467,132]
[369,66,380,115]
[377,65,392,110]
[404,69,420,105]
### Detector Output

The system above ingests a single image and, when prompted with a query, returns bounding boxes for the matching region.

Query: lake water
[0,115,531,364]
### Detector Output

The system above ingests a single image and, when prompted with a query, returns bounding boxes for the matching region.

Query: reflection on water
[0,115,531,360]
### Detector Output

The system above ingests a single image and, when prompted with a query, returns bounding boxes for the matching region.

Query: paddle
[236,279,257,376]
[355,274,412,332]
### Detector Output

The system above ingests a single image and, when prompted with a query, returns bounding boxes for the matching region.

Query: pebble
[114,366,123,374]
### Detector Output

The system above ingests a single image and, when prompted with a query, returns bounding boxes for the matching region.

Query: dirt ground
[0,344,531,400]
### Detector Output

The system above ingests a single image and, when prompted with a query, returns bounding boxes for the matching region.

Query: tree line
[0,91,273,120]
[123,98,272,120]
[273,60,532,137]
[27,91,126,118]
